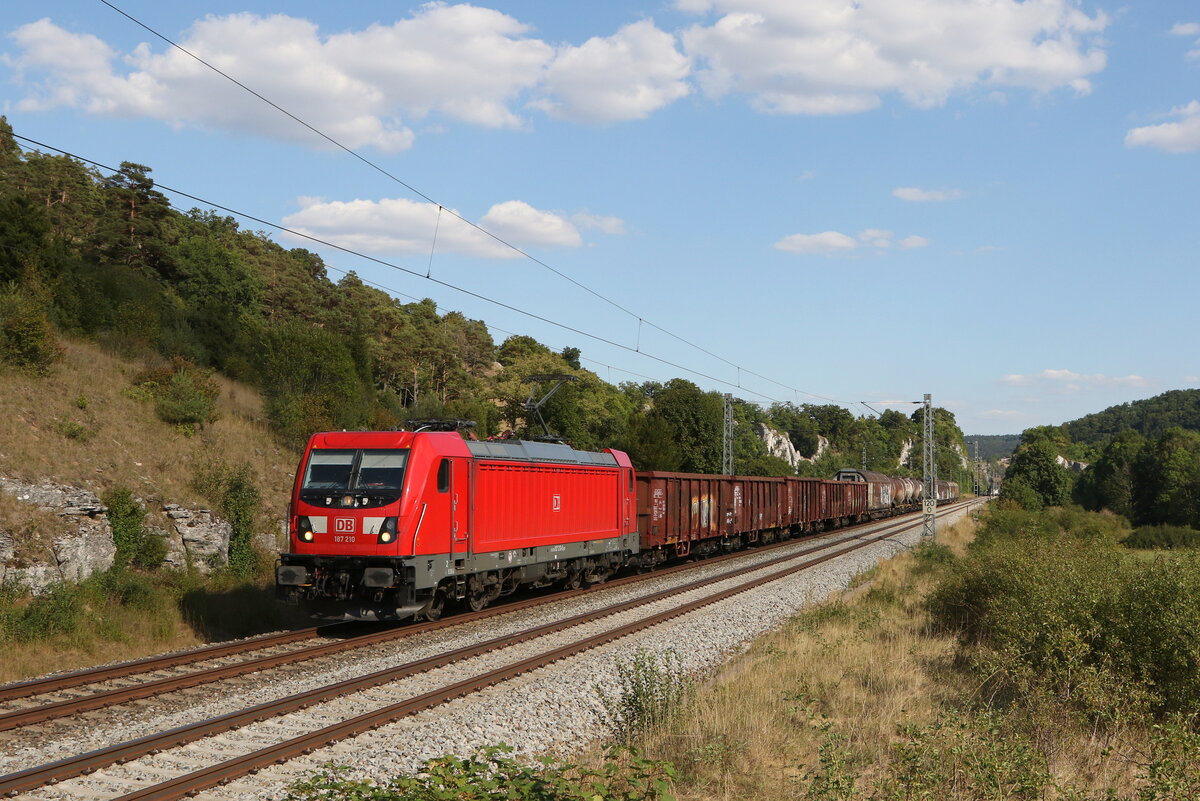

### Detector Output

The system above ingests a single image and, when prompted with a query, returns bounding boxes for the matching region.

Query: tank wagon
[832,469,959,517]
[277,430,953,621]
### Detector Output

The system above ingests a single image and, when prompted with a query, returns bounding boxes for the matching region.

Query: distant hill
[1063,389,1200,446]
[964,434,1021,462]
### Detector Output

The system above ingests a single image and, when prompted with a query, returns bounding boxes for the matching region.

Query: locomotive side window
[302,450,356,489]
[437,459,450,492]
[358,451,409,490]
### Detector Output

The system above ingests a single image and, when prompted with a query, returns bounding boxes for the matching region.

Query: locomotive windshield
[301,449,409,492]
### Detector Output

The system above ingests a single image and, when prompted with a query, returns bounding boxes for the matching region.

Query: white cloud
[532,20,691,123]
[979,409,1021,418]
[1185,375,1200,385]
[281,197,586,259]
[3,8,690,147]
[479,200,582,248]
[859,228,893,248]
[1170,22,1200,36]
[774,231,858,254]
[893,186,964,202]
[571,212,626,235]
[1126,100,1200,153]
[679,0,1108,116]
[1000,369,1148,388]
[774,227,928,255]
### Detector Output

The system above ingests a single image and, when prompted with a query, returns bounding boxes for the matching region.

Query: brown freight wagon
[822,479,868,524]
[636,472,792,561]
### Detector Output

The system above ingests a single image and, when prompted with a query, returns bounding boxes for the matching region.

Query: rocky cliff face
[159,505,232,571]
[0,477,235,594]
[0,479,115,593]
[758,424,829,470]
[1056,455,1090,473]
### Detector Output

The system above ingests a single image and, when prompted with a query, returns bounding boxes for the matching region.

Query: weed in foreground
[285,744,676,801]
[598,649,693,744]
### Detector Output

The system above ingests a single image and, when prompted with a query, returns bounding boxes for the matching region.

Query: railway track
[0,503,958,732]
[0,499,982,799]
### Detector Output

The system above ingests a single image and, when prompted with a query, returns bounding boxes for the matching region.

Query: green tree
[256,321,374,444]
[619,411,683,471]
[0,193,50,283]
[649,379,723,473]
[1075,430,1145,519]
[1134,428,1200,528]
[94,162,173,279]
[1001,434,1073,510]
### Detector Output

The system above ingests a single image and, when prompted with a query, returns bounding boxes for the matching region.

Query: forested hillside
[0,118,970,485]
[999,391,1200,530]
[1064,389,1200,446]
[964,434,1020,461]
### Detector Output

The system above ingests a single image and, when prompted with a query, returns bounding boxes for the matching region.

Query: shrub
[192,459,262,578]
[154,368,219,429]
[1124,525,1200,550]
[930,507,1200,722]
[103,487,167,569]
[129,357,220,430]
[55,420,92,441]
[285,744,676,801]
[1138,716,1200,801]
[598,649,693,743]
[0,286,62,374]
[0,581,85,642]
[874,711,1051,801]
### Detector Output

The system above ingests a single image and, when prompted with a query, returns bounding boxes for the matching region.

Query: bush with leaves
[192,459,262,577]
[285,744,676,801]
[0,285,62,374]
[102,487,167,569]
[129,357,220,431]
[1124,524,1200,550]
[930,506,1200,722]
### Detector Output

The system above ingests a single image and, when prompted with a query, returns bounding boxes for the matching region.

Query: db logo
[335,518,355,533]
[551,494,561,512]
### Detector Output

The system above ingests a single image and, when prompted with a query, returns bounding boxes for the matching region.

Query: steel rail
[0,500,980,798]
[0,505,942,732]
[0,624,342,705]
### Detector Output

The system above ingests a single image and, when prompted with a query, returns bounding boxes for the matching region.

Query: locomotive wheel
[465,575,491,612]
[563,570,583,590]
[417,587,446,622]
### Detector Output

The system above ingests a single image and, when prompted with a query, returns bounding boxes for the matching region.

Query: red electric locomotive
[278,428,949,622]
[276,430,637,621]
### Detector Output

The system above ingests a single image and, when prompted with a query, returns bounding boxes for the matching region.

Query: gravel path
[9,504,979,800]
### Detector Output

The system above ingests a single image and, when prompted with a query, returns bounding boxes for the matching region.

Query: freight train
[275,429,958,621]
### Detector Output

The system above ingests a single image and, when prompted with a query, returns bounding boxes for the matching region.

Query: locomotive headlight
[377,517,399,545]
[297,516,315,543]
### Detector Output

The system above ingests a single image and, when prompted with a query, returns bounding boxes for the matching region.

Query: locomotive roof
[466,439,620,467]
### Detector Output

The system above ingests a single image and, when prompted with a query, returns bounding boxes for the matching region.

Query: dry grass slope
[0,337,300,539]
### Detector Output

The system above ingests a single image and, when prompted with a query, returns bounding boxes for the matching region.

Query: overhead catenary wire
[95,0,852,407]
[12,132,788,403]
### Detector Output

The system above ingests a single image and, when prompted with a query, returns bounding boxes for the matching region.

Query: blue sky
[1,1,1197,435]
